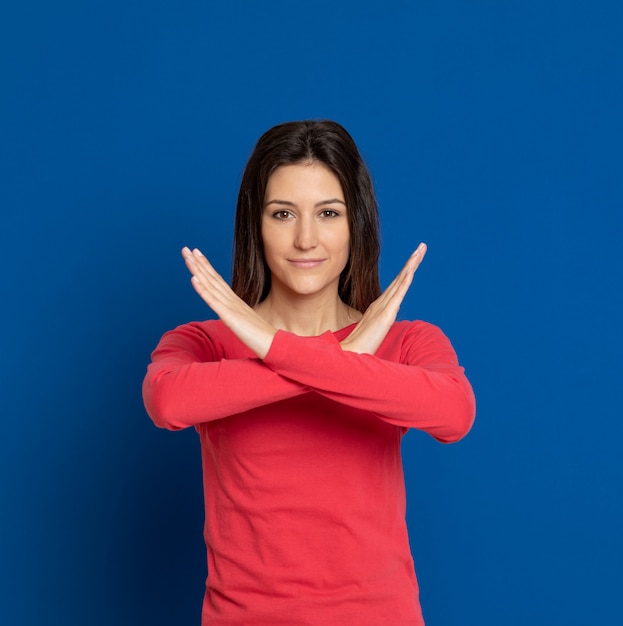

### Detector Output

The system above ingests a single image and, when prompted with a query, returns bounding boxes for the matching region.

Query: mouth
[287,258,326,269]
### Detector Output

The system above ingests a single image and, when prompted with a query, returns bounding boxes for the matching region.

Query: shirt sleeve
[262,322,476,443]
[142,323,306,430]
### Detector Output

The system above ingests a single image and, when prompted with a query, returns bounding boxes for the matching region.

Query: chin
[283,279,339,298]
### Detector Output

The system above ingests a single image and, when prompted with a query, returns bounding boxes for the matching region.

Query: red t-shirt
[143,320,475,625]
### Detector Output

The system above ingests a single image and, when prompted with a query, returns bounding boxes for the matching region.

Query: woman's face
[261,161,350,300]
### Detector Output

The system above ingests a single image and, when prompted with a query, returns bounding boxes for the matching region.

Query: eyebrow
[265,198,347,208]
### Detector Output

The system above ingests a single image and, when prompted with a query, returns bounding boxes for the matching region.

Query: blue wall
[2,1,621,624]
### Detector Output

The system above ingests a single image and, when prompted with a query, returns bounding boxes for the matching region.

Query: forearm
[262,325,475,442]
[143,357,306,430]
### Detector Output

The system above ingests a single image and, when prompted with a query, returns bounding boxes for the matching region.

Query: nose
[294,216,318,250]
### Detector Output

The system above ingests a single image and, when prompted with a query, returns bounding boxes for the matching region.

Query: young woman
[143,120,475,625]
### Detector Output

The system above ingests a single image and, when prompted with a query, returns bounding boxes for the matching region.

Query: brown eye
[321,210,339,218]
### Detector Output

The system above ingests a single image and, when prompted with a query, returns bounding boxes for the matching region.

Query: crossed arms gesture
[181,243,427,358]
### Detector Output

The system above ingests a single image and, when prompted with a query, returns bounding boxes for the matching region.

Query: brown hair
[232,120,381,312]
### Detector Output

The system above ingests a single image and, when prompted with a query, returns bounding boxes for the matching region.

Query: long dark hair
[232,120,381,312]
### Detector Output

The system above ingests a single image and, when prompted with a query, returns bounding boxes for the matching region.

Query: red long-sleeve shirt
[143,319,475,625]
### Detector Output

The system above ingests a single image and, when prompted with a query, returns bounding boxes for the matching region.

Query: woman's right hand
[340,243,427,355]
[182,247,277,359]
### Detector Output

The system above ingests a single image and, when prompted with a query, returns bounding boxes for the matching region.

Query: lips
[287,258,326,268]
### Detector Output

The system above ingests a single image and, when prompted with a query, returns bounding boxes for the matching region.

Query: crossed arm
[143,244,475,441]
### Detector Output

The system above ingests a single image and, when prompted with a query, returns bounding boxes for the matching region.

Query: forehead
[265,162,344,201]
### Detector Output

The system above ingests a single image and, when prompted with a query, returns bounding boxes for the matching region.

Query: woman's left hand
[340,243,427,355]
[182,247,276,358]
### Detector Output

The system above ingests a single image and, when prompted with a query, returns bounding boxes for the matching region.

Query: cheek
[260,222,277,256]
[260,225,287,274]
[334,227,351,260]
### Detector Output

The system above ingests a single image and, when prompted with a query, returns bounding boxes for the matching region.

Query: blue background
[1,1,621,624]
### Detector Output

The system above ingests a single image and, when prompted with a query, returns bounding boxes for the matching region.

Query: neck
[255,289,361,336]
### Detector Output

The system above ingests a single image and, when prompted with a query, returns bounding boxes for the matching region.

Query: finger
[390,245,426,300]
[184,254,216,289]
[376,243,426,306]
[396,243,427,287]
[389,244,426,289]
[370,243,426,315]
[189,268,232,311]
[182,252,236,316]
[398,244,426,289]
[189,248,218,277]
[184,248,231,295]
[190,253,252,320]
[183,246,211,269]
[190,250,232,291]
[403,243,427,275]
